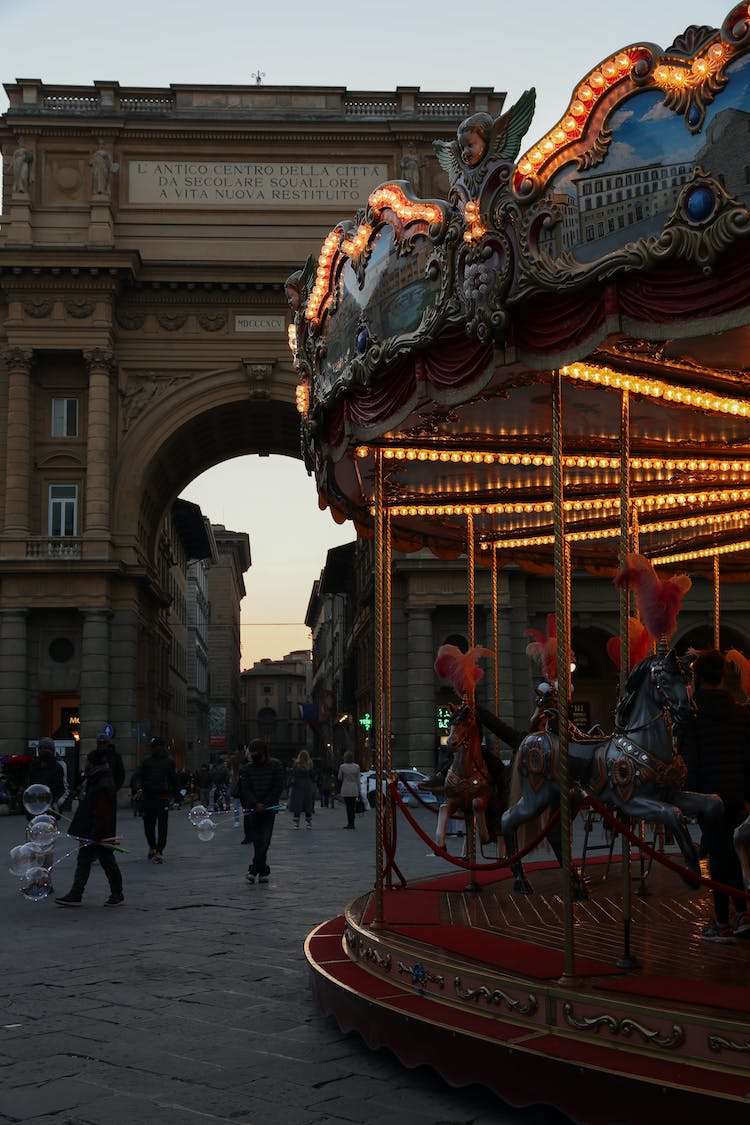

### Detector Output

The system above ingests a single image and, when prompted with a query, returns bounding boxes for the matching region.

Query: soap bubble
[23,783,52,816]
[196,818,216,842]
[20,867,52,901]
[9,842,40,878]
[187,804,208,826]
[27,815,60,851]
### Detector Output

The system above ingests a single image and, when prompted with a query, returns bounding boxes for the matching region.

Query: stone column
[404,606,436,770]
[83,347,113,540]
[110,608,140,784]
[3,348,33,537]
[80,608,112,743]
[0,609,29,754]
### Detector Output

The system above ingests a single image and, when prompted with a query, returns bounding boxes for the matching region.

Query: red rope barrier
[584,793,750,903]
[389,780,561,872]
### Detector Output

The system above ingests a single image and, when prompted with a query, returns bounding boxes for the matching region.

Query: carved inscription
[129,161,388,206]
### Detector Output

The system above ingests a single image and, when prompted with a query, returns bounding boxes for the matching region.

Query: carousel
[291,7,750,1122]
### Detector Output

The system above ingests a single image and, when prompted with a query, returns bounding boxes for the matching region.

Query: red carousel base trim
[305,868,750,1125]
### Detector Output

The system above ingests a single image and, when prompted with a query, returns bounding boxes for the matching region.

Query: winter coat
[338,761,361,798]
[135,753,176,797]
[287,762,315,817]
[678,687,750,817]
[69,764,117,842]
[237,756,284,811]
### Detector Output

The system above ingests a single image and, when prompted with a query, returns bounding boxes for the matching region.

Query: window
[51,398,78,438]
[49,485,78,537]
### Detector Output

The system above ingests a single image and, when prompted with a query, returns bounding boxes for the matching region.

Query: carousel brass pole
[373,449,385,925]
[466,513,479,890]
[713,554,721,649]
[467,512,476,650]
[618,389,638,967]
[552,370,577,983]
[384,507,394,881]
[492,545,500,752]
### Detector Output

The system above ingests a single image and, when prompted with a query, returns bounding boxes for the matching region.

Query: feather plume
[726,649,750,698]
[525,613,557,682]
[434,644,493,700]
[606,617,654,671]
[613,553,691,640]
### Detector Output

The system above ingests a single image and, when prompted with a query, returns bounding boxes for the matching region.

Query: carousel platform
[305,855,750,1124]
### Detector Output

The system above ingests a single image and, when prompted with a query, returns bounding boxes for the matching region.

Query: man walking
[237,739,284,884]
[134,737,176,863]
[56,743,124,906]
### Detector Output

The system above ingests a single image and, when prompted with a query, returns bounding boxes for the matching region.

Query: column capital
[83,346,115,375]
[81,606,114,621]
[4,347,33,375]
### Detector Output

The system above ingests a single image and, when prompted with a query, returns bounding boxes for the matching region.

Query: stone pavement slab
[1,803,569,1124]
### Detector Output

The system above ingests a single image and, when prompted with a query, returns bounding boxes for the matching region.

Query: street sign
[103,723,114,739]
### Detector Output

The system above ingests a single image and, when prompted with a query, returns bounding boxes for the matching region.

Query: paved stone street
[1,801,570,1124]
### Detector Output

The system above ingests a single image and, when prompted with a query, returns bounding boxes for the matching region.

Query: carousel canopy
[290,5,750,579]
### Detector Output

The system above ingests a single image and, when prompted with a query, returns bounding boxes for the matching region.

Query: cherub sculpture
[433,88,536,194]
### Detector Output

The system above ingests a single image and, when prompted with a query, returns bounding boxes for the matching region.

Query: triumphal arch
[0,79,503,763]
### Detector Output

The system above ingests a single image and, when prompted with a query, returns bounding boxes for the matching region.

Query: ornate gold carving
[708,1034,750,1054]
[360,943,392,971]
[454,976,537,1015]
[397,960,445,988]
[576,126,613,172]
[562,1002,685,1049]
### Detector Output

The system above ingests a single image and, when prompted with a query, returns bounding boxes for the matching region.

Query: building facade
[240,649,312,768]
[0,80,492,778]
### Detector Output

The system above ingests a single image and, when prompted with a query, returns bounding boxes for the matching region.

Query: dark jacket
[678,687,750,816]
[135,753,176,798]
[69,763,117,841]
[28,754,66,806]
[104,746,126,791]
[237,756,284,810]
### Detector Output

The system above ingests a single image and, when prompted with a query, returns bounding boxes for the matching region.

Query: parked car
[360,768,438,808]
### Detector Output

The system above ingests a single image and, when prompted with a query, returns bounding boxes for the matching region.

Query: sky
[0,0,735,666]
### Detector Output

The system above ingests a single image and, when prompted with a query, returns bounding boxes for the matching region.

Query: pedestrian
[228,747,245,830]
[237,739,284,884]
[96,733,125,792]
[288,749,315,829]
[198,762,212,808]
[678,648,750,942]
[55,744,124,907]
[338,751,361,830]
[134,737,176,863]
[27,737,66,817]
[317,765,334,809]
[211,759,230,812]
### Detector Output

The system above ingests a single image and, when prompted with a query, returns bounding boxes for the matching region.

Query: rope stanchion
[382,781,407,887]
[584,793,750,902]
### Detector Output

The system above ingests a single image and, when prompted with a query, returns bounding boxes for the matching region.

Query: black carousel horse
[501,649,723,894]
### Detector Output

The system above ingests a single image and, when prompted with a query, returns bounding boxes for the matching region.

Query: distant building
[240,649,312,767]
[206,525,251,757]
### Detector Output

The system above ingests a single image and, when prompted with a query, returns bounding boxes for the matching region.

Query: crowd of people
[20,646,750,934]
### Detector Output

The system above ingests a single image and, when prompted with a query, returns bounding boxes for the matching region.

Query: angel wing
[432,138,463,185]
[488,88,537,163]
[299,255,317,304]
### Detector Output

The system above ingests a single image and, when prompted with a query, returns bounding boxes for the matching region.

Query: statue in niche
[89,147,119,196]
[11,146,32,194]
[400,144,424,194]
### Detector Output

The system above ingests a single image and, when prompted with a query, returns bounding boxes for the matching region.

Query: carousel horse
[501,649,724,894]
[734,815,750,890]
[435,701,495,849]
